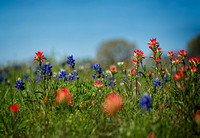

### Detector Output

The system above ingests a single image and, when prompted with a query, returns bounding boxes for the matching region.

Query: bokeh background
[0,0,200,65]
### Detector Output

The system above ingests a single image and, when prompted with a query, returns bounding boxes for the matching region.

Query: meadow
[0,38,200,137]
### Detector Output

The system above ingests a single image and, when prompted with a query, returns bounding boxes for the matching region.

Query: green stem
[135,62,139,96]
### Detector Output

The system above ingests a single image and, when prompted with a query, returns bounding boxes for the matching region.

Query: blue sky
[0,0,200,65]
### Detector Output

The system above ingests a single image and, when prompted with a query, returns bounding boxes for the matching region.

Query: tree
[187,34,200,58]
[96,39,136,65]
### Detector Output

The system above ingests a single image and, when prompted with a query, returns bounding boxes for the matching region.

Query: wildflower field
[0,38,200,137]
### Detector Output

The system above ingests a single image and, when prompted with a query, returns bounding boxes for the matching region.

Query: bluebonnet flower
[163,74,168,81]
[139,93,152,111]
[66,55,75,69]
[94,64,102,78]
[104,80,107,87]
[108,76,116,86]
[153,79,161,87]
[59,70,67,79]
[65,71,79,81]
[94,64,102,74]
[15,79,25,90]
[41,63,53,78]
[66,73,75,81]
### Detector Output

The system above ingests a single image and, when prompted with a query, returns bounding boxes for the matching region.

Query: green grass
[0,55,200,138]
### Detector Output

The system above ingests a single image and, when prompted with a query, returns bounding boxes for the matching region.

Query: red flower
[110,66,117,73]
[154,48,162,54]
[10,104,19,113]
[134,50,144,56]
[102,92,123,115]
[128,70,136,75]
[167,51,176,57]
[33,51,47,62]
[132,60,137,65]
[44,98,47,102]
[55,88,73,105]
[172,58,181,64]
[177,84,184,88]
[155,57,161,62]
[133,50,145,63]
[180,66,187,72]
[161,68,165,74]
[148,38,159,50]
[189,57,200,66]
[94,81,103,87]
[149,72,153,76]
[189,66,197,72]
[147,133,156,138]
[157,48,162,52]
[174,72,183,80]
[178,50,187,59]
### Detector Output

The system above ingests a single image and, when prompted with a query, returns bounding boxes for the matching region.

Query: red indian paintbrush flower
[102,92,123,115]
[178,50,187,59]
[55,88,73,105]
[149,72,153,76]
[128,70,136,77]
[132,60,137,65]
[161,68,165,74]
[172,58,181,64]
[174,72,183,80]
[177,84,184,88]
[189,57,200,66]
[189,66,197,72]
[132,50,145,63]
[33,51,47,62]
[10,104,19,113]
[44,98,47,102]
[155,57,161,62]
[180,66,187,72]
[128,70,136,75]
[154,48,162,54]
[110,66,117,73]
[147,133,156,138]
[148,38,159,50]
[94,81,103,87]
[167,51,176,60]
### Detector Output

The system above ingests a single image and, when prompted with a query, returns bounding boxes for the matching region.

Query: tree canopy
[96,39,136,65]
[187,34,200,58]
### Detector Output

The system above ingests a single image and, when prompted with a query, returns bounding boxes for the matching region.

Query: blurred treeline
[1,34,200,70]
